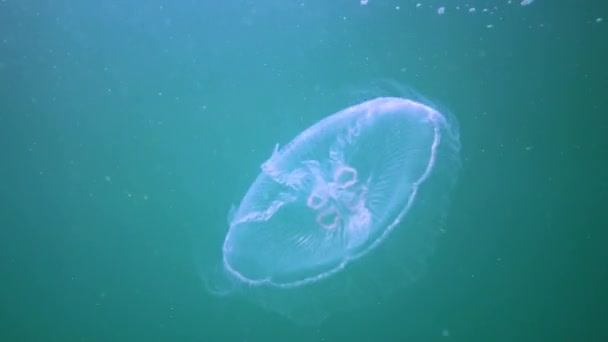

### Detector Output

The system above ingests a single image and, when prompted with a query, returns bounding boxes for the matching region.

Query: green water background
[1,0,607,341]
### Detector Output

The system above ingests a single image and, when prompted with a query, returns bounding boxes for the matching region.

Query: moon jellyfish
[203,95,461,325]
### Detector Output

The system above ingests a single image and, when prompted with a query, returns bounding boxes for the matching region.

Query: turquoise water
[1,1,607,341]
